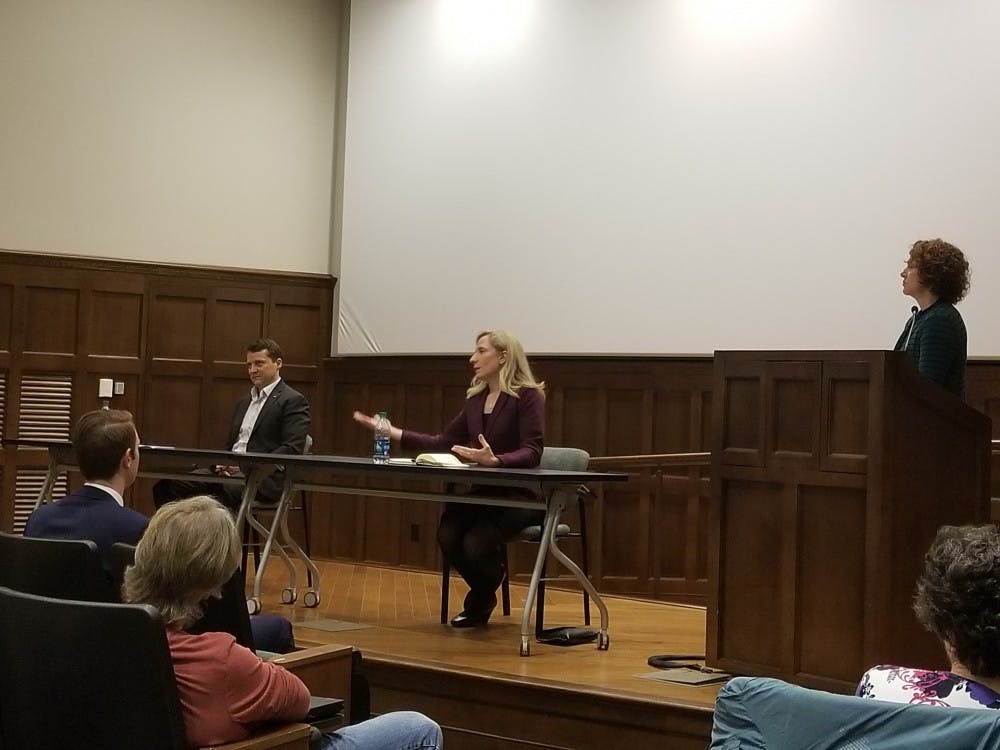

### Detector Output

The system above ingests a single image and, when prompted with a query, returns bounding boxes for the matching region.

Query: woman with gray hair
[856,524,1000,709]
[124,496,443,749]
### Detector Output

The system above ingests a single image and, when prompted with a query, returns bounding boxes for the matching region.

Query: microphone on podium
[903,306,918,350]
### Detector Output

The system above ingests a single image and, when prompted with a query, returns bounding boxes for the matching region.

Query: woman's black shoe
[450,594,497,628]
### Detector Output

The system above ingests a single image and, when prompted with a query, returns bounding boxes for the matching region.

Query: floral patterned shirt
[857,665,1000,709]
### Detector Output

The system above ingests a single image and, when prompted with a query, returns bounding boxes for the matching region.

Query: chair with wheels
[242,435,321,615]
[0,585,310,750]
[440,446,594,634]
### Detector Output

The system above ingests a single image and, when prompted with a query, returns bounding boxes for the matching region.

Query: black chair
[111,542,256,650]
[0,530,115,603]
[440,446,594,634]
[0,586,310,750]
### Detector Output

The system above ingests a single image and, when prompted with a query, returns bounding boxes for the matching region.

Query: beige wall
[0,0,341,275]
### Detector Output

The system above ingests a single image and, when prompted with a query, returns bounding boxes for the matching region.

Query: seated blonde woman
[354,329,546,628]
[123,496,443,749]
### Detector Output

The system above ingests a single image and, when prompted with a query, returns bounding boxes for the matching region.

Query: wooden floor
[252,559,721,750]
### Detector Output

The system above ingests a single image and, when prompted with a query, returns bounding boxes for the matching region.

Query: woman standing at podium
[895,238,970,398]
[354,330,545,627]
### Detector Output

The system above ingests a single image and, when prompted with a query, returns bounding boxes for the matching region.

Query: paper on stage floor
[298,619,371,632]
[635,668,731,686]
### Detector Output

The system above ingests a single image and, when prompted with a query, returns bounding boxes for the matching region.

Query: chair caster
[598,631,610,651]
[303,590,320,608]
[281,588,297,605]
[520,636,531,657]
[246,597,261,616]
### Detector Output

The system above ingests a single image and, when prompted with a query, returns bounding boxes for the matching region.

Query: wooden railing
[582,452,712,603]
[588,452,710,471]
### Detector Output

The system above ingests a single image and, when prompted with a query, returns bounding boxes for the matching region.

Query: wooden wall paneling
[653,468,686,590]
[653,389,694,452]
[0,370,8,530]
[606,389,646,456]
[555,386,603,456]
[596,479,645,595]
[147,283,208,361]
[360,382,405,565]
[603,389,650,590]
[142,376,204,446]
[544,386,564,446]
[0,282,15,352]
[315,380,367,560]
[690,475,710,585]
[1,250,335,534]
[269,283,331,365]
[24,282,80,356]
[207,375,251,447]
[88,289,144,358]
[211,287,267,359]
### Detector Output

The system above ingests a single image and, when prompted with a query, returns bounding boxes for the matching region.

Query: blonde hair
[467,330,545,399]
[122,496,241,629]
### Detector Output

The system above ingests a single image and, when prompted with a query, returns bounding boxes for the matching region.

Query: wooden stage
[255,559,720,750]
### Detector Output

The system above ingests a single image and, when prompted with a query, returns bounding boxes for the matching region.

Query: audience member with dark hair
[895,238,971,398]
[856,524,1000,709]
[25,408,295,654]
[153,337,310,510]
[124,496,443,750]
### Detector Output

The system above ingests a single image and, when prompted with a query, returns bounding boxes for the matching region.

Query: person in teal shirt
[895,238,971,398]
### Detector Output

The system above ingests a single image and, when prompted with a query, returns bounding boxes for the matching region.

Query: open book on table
[415,453,467,467]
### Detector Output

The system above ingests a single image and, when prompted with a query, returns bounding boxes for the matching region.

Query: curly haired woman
[895,238,971,398]
[856,525,1000,709]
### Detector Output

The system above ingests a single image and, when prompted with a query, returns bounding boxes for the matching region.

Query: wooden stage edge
[255,559,719,750]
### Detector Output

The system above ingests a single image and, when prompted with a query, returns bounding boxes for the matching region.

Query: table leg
[519,505,560,656]
[33,456,63,510]
[548,534,610,650]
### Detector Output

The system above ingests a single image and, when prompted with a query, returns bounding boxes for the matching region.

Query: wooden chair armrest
[202,722,312,750]
[272,643,354,725]
[272,642,353,669]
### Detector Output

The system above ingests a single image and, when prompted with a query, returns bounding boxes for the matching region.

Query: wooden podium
[706,350,991,693]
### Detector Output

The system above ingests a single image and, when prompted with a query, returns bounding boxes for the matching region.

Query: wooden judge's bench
[706,350,992,693]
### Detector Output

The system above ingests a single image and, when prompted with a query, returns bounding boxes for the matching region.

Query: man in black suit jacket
[153,337,311,510]
[25,409,147,567]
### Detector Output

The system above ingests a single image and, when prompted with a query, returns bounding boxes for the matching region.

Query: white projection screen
[338,0,1000,355]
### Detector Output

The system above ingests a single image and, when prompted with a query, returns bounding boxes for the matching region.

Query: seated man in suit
[24,408,295,653]
[152,337,310,511]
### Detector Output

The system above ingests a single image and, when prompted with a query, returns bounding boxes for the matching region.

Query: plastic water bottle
[373,411,391,464]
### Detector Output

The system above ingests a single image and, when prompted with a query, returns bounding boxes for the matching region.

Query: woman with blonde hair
[124,496,442,749]
[354,330,546,627]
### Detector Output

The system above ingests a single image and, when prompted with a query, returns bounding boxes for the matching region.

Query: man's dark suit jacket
[227,379,311,500]
[24,485,148,571]
[400,387,544,468]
